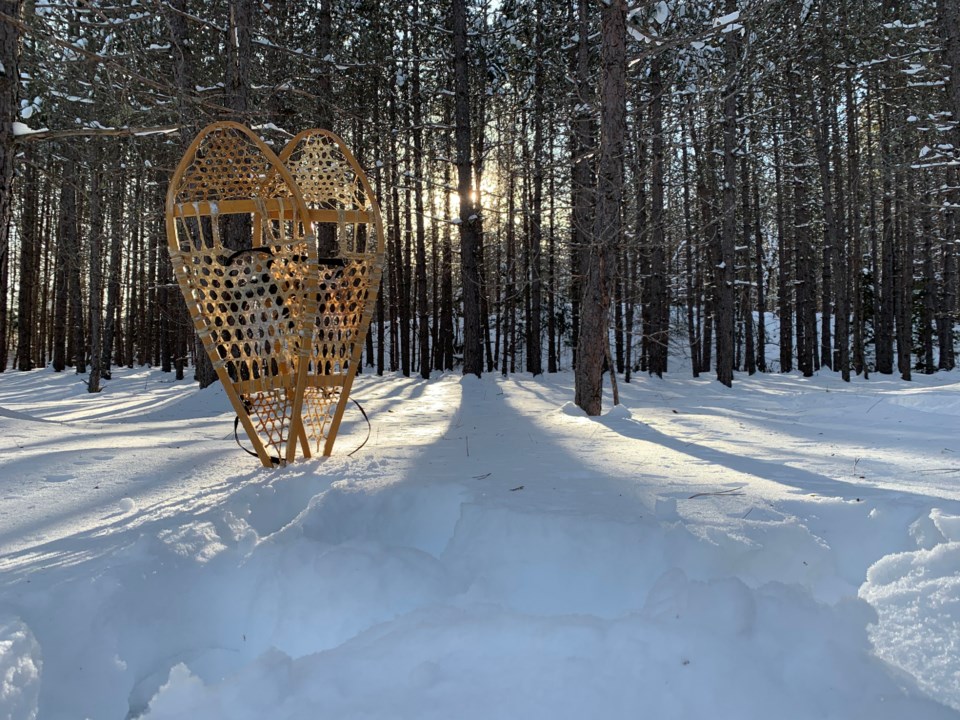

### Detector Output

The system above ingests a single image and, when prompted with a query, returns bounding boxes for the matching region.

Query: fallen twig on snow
[688,485,745,499]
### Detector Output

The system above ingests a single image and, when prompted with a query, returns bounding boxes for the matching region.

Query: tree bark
[52,159,78,372]
[101,162,123,378]
[875,53,895,375]
[569,0,593,371]
[938,0,960,156]
[921,192,936,373]
[810,81,835,372]
[317,0,334,130]
[752,145,766,373]
[88,151,104,392]
[16,147,36,371]
[0,0,24,372]
[773,126,792,372]
[648,54,668,377]
[740,134,755,376]
[941,176,957,370]
[790,89,814,378]
[226,0,253,120]
[896,172,913,381]
[691,105,715,374]
[412,0,429,380]
[715,0,740,387]
[452,0,483,377]
[810,79,838,374]
[681,117,700,377]
[547,136,558,373]
[503,144,516,377]
[937,0,959,370]
[830,95,850,381]
[528,0,545,376]
[575,0,625,415]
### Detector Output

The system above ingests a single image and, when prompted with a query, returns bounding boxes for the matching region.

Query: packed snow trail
[0,367,959,718]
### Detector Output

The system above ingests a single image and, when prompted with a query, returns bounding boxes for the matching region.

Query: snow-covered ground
[1,364,959,719]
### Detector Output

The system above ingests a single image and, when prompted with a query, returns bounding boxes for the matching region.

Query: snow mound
[860,510,960,710]
[139,575,944,720]
[603,404,632,420]
[931,509,960,542]
[0,615,41,720]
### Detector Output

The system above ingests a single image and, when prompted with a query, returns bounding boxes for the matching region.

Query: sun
[447,173,500,216]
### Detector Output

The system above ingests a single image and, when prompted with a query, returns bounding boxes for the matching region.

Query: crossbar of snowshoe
[172,200,371,226]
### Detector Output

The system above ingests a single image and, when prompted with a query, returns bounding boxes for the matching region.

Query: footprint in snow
[43,474,74,483]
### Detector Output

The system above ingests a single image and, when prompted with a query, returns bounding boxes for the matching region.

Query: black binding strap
[347,398,372,457]
[225,246,275,264]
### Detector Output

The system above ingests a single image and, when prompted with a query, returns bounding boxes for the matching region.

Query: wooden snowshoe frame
[166,122,385,467]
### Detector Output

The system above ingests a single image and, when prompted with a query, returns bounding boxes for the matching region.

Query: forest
[0,0,958,407]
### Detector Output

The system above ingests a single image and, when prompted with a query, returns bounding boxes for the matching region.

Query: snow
[713,10,740,27]
[10,123,47,137]
[0,616,41,720]
[1,366,960,719]
[652,1,669,24]
[627,26,655,44]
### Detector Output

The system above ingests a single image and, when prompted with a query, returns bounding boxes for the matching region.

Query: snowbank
[0,367,959,719]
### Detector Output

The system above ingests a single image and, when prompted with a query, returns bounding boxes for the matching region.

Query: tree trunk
[681,120,700,377]
[503,149,516,377]
[939,0,960,156]
[317,0,334,130]
[440,116,455,371]
[412,0,429,380]
[740,138,755,376]
[452,0,483,377]
[226,0,253,120]
[752,147,766,373]
[810,80,838,373]
[875,75,895,374]
[865,81,879,379]
[53,160,77,372]
[773,127,792,372]
[401,110,412,378]
[648,55,668,378]
[0,0,24,372]
[715,0,740,387]
[526,0,544,375]
[941,177,957,370]
[937,1,959,370]
[39,178,53,368]
[101,163,123,379]
[16,147,36,371]
[896,172,913,381]
[88,152,104,392]
[790,89,814,378]
[569,0,593,371]
[547,138,558,373]
[843,44,865,377]
[830,96,850,381]
[623,112,650,382]
[921,192,936,373]
[575,0,625,415]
